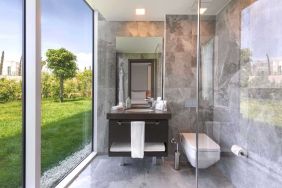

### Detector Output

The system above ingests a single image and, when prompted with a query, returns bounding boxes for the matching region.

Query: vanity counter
[107,109,171,120]
[107,109,171,157]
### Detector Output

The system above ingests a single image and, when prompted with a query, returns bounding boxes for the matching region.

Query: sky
[0,0,22,61]
[2,0,282,66]
[241,0,282,61]
[0,0,93,70]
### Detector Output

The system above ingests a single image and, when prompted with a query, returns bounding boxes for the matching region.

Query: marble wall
[165,15,215,154]
[98,4,282,187]
[97,18,164,152]
[203,0,282,187]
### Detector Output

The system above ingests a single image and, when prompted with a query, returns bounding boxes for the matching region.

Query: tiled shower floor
[69,155,233,188]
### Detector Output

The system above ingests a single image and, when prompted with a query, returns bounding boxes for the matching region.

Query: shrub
[41,70,92,100]
[41,73,60,100]
[0,78,22,102]
[0,69,93,103]
[76,70,92,98]
[64,78,81,99]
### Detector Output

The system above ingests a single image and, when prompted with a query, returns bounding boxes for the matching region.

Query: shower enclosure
[197,0,282,187]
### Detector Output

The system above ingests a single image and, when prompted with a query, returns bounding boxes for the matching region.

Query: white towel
[131,121,145,158]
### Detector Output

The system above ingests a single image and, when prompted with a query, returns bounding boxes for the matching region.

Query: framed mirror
[116,37,164,107]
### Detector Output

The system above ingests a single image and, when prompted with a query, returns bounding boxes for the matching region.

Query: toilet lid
[182,133,220,152]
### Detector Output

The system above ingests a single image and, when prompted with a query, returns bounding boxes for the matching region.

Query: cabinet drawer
[145,120,168,142]
[109,120,168,143]
[109,121,130,142]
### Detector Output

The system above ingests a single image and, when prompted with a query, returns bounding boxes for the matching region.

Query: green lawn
[0,99,92,188]
[240,98,282,127]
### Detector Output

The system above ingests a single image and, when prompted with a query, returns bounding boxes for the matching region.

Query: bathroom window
[201,38,214,106]
[41,0,94,186]
[240,0,282,127]
[0,0,24,187]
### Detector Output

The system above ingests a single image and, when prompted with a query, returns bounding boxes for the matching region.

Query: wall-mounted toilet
[181,133,220,169]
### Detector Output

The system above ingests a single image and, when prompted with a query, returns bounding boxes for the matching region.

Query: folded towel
[131,121,145,158]
[111,105,124,111]
[144,142,165,152]
[110,142,165,152]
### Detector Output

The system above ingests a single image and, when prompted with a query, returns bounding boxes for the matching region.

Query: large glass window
[40,0,93,187]
[240,0,282,128]
[0,0,23,187]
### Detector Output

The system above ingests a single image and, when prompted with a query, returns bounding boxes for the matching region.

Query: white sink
[126,108,154,113]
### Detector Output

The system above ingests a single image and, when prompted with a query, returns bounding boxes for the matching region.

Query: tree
[0,51,4,75]
[45,48,77,102]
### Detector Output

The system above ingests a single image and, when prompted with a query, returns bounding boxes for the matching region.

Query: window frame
[23,0,98,187]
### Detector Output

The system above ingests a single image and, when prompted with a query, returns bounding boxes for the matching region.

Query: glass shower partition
[197,0,282,188]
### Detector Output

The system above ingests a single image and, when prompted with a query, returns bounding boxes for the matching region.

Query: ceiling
[116,37,162,53]
[89,0,231,21]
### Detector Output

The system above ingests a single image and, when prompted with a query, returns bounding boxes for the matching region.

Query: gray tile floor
[69,155,234,188]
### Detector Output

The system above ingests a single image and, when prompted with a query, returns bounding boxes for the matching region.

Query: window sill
[55,152,97,188]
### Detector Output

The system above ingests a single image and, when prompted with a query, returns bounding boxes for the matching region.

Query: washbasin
[125,108,154,113]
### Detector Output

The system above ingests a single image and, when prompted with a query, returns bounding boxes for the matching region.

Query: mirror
[129,59,154,100]
[116,37,163,107]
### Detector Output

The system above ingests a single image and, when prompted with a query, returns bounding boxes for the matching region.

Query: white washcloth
[131,121,145,158]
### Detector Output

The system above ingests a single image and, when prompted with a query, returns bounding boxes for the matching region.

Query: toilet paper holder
[231,145,248,157]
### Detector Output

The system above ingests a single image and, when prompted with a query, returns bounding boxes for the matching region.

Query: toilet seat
[181,133,220,168]
[183,133,220,152]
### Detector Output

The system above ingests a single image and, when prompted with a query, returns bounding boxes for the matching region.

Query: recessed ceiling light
[200,8,207,14]
[136,8,145,15]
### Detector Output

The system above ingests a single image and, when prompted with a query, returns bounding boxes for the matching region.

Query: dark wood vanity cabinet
[107,110,171,157]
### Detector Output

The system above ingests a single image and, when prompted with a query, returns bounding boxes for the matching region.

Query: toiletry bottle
[125,97,131,109]
[163,100,167,111]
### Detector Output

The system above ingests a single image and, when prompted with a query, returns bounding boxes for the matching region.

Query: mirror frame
[115,37,165,105]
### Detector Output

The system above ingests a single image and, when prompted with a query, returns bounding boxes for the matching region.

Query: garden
[0,48,93,187]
